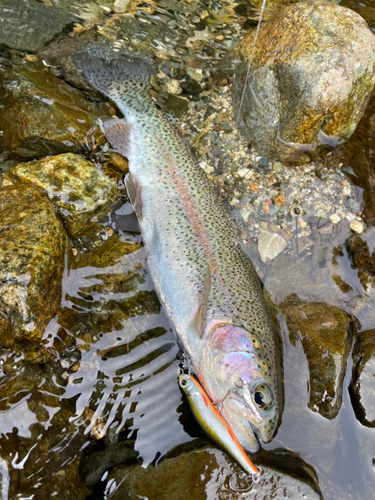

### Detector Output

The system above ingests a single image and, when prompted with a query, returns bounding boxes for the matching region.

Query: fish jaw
[199,323,280,450]
[221,392,259,452]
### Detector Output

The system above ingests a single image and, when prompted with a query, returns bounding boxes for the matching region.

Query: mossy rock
[350,329,375,427]
[2,153,118,237]
[75,234,142,269]
[281,296,352,419]
[232,0,375,163]
[0,184,68,347]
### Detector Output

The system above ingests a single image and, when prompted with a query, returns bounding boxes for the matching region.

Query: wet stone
[350,329,375,427]
[258,230,287,263]
[0,0,72,52]
[74,234,141,269]
[347,231,375,291]
[107,445,321,500]
[81,440,138,486]
[232,0,375,163]
[38,32,103,94]
[280,297,352,419]
[180,79,203,95]
[340,90,375,225]
[0,59,108,159]
[155,91,189,118]
[265,253,357,315]
[2,153,118,238]
[0,185,67,349]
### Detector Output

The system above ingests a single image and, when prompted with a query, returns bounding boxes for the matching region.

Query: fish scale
[73,45,281,452]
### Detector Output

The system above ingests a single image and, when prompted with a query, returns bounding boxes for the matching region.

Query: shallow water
[1,0,375,498]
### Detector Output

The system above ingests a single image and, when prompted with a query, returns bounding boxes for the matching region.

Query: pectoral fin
[190,265,211,338]
[125,173,143,221]
[104,118,133,158]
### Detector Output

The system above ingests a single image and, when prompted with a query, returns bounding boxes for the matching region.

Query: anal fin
[125,173,143,221]
[104,118,133,158]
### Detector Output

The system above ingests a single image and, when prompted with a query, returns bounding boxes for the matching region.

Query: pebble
[112,0,131,13]
[350,220,364,234]
[61,359,73,369]
[240,206,251,222]
[165,79,182,95]
[258,230,287,263]
[275,195,286,207]
[237,167,253,179]
[330,214,341,224]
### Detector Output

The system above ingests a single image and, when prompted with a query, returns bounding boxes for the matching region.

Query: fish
[73,44,282,452]
[179,374,258,475]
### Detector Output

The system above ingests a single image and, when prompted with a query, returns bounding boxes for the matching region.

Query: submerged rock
[0,357,91,499]
[258,230,287,263]
[265,253,358,315]
[0,60,107,159]
[232,0,375,163]
[350,329,375,427]
[0,185,67,348]
[107,445,321,500]
[279,296,352,419]
[340,88,375,224]
[81,440,138,486]
[0,0,72,52]
[347,231,375,291]
[2,153,118,237]
[38,32,102,94]
[74,233,141,269]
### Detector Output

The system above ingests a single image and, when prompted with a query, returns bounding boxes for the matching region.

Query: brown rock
[0,60,107,159]
[282,297,352,419]
[275,194,286,207]
[0,185,68,347]
[108,445,321,500]
[350,329,375,427]
[2,153,118,237]
[262,201,270,214]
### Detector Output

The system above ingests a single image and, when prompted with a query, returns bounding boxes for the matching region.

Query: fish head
[179,374,197,396]
[200,324,281,451]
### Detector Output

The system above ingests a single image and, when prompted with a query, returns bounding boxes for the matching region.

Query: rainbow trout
[73,46,281,452]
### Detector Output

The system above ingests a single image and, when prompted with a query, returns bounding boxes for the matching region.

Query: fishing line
[236,0,267,125]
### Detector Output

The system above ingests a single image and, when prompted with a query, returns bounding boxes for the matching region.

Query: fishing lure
[179,374,258,476]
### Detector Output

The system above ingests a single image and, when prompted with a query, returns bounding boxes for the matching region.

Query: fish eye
[179,377,188,388]
[252,383,274,411]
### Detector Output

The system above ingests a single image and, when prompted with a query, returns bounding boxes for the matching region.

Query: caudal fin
[72,44,156,101]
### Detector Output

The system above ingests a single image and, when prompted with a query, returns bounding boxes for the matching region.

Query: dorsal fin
[124,173,143,221]
[190,265,211,338]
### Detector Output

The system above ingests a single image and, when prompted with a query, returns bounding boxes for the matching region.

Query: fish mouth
[220,391,260,453]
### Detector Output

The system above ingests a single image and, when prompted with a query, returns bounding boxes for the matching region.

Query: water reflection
[62,241,189,467]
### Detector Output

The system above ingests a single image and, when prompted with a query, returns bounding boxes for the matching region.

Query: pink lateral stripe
[158,141,239,316]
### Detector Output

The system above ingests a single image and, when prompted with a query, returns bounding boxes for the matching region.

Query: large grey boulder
[232,0,375,163]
